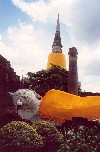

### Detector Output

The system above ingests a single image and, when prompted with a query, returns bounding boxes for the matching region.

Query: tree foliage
[27,65,68,96]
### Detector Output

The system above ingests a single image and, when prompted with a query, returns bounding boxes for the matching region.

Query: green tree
[0,121,44,152]
[33,121,64,152]
[27,65,68,96]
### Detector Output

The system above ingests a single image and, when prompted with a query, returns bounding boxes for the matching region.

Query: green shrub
[33,121,64,152]
[57,125,100,152]
[0,121,44,152]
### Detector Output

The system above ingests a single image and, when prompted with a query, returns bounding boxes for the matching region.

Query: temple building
[46,15,78,95]
[0,54,20,94]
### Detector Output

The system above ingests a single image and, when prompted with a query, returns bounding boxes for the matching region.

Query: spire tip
[56,14,60,32]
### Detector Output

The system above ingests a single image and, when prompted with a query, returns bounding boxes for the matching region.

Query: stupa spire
[52,14,63,53]
[56,14,60,32]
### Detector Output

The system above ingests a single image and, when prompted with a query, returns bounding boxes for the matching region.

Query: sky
[0,0,100,93]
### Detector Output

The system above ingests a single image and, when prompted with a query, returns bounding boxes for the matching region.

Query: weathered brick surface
[0,54,20,94]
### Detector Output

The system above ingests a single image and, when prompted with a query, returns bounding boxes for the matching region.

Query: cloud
[0,21,50,77]
[83,43,100,76]
[0,36,17,60]
[11,0,80,25]
[12,0,51,22]
[12,0,100,45]
[77,42,100,92]
[69,0,100,45]
[86,61,100,76]
[80,75,100,93]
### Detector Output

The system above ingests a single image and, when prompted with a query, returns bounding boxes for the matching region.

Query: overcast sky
[0,0,100,93]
